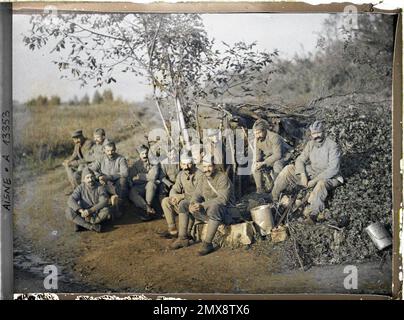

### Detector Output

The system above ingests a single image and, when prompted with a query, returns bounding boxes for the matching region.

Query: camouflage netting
[253,97,392,267]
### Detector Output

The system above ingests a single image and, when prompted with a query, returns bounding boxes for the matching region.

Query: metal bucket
[250,204,274,236]
[365,222,392,250]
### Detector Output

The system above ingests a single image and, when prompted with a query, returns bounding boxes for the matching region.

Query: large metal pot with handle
[250,204,274,236]
[365,222,392,250]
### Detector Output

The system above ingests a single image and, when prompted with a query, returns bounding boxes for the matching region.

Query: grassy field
[13,100,157,173]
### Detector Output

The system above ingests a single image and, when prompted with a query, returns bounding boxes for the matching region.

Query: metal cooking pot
[250,204,274,236]
[365,222,392,250]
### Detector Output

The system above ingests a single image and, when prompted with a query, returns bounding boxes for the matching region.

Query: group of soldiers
[64,118,342,256]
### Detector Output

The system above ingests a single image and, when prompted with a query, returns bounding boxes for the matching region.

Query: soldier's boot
[198,242,215,256]
[157,225,178,239]
[198,219,220,256]
[74,224,85,232]
[110,195,121,220]
[146,204,157,216]
[169,237,189,250]
[91,224,102,233]
[72,216,95,232]
[168,225,178,236]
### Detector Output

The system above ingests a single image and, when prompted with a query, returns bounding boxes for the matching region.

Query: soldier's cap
[71,129,83,138]
[94,128,105,136]
[309,121,325,133]
[253,119,269,131]
[148,135,161,143]
[180,152,193,164]
[202,154,215,165]
[81,167,95,180]
[137,144,149,153]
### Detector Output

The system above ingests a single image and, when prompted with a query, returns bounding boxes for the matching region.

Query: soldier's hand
[99,176,107,185]
[132,174,140,181]
[255,161,265,171]
[81,209,90,218]
[169,196,178,205]
[307,180,317,188]
[170,195,184,205]
[189,203,202,213]
[300,174,308,187]
[63,160,70,167]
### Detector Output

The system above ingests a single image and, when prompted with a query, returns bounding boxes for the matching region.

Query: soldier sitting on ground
[128,144,160,221]
[159,152,202,238]
[170,155,235,256]
[252,119,292,194]
[63,129,94,195]
[271,121,343,223]
[90,141,128,219]
[65,167,111,233]
[158,148,180,203]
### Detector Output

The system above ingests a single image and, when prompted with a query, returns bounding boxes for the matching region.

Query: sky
[12,13,329,103]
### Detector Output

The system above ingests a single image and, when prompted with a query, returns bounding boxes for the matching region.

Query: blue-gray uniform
[88,138,110,163]
[128,158,160,210]
[64,138,94,188]
[158,163,180,200]
[161,169,203,230]
[65,182,111,226]
[189,170,235,224]
[90,154,129,198]
[272,136,342,215]
[253,130,292,191]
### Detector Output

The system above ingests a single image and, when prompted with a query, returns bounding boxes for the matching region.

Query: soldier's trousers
[105,178,128,199]
[177,200,231,243]
[161,197,191,230]
[65,166,82,188]
[128,182,157,210]
[271,164,341,215]
[65,207,111,226]
[253,159,285,192]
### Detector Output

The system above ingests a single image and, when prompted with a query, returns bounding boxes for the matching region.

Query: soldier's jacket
[90,154,129,182]
[255,131,292,166]
[191,170,235,208]
[295,136,341,183]
[67,182,109,213]
[170,169,203,200]
[129,159,159,186]
[159,163,180,188]
[67,138,94,167]
[87,138,110,163]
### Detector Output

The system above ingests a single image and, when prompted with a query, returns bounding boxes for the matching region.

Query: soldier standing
[272,121,343,222]
[63,129,94,194]
[65,167,111,233]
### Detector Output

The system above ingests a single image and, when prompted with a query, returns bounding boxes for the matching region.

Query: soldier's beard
[86,180,95,187]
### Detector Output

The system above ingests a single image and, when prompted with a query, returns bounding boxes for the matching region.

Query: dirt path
[13,137,392,295]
